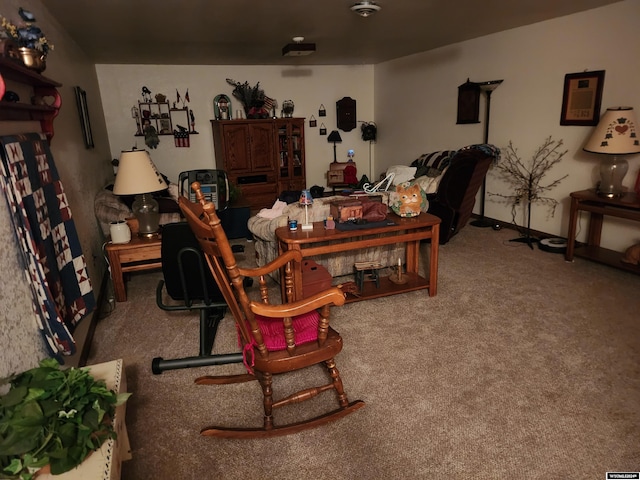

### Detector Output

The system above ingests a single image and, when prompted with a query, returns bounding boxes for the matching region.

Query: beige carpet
[87,226,640,479]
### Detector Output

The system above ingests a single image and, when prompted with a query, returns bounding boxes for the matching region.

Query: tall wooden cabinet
[211,118,306,210]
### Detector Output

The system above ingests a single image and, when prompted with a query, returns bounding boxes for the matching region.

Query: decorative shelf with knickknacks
[136,100,173,135]
[132,88,198,149]
[0,56,61,143]
[0,8,60,143]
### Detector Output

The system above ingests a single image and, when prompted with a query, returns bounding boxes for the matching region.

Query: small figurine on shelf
[325,215,335,230]
[182,89,190,109]
[131,105,142,135]
[214,94,232,120]
[144,123,159,149]
[343,161,358,185]
[389,258,408,285]
[141,86,152,102]
[282,99,295,118]
[190,109,197,133]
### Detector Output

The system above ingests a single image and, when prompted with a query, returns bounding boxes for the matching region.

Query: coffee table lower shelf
[573,245,640,275]
[343,272,430,303]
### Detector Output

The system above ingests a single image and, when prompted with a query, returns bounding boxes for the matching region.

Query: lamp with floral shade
[583,106,640,198]
[299,189,314,231]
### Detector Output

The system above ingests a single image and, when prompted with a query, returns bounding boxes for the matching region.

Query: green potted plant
[225,78,269,118]
[0,359,130,480]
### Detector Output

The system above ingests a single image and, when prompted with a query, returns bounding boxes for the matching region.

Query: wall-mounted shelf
[0,56,62,143]
[133,103,198,137]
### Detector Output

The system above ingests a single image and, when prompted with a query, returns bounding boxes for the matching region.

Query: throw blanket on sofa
[0,133,96,358]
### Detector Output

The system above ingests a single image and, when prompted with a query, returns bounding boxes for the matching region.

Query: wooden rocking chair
[179,182,365,438]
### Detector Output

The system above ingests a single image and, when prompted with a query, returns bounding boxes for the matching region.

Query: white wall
[95,65,375,187]
[3,0,636,377]
[0,0,113,377]
[375,0,640,252]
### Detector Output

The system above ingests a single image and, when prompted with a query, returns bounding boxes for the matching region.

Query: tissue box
[302,260,332,298]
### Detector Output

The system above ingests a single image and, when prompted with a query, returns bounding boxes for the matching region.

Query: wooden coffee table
[105,235,162,302]
[276,212,440,303]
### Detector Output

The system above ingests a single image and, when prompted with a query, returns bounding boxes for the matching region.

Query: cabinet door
[290,119,305,184]
[248,122,275,172]
[222,123,251,172]
[277,119,306,192]
[276,122,289,180]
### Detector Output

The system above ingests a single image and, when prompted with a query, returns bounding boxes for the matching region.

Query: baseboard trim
[78,270,111,367]
[469,214,560,241]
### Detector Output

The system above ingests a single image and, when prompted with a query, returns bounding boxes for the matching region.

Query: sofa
[247,144,499,278]
[248,195,405,278]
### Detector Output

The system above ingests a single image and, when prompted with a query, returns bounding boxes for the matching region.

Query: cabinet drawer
[240,184,277,209]
[241,183,277,196]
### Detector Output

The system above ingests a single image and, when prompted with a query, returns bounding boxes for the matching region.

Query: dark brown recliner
[415,144,499,244]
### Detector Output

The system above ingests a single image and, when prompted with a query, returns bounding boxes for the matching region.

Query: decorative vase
[282,99,295,117]
[18,47,46,73]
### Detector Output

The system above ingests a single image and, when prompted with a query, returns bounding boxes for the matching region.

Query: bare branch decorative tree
[490,136,568,247]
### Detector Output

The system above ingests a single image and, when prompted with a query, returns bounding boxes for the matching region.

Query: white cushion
[386,165,417,185]
[412,164,449,194]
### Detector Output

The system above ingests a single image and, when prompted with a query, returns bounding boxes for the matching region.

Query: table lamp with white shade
[583,106,640,198]
[113,149,167,236]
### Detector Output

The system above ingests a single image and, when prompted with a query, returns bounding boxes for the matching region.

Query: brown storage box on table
[302,260,333,298]
[329,199,363,223]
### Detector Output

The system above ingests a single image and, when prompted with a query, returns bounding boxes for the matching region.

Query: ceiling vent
[350,1,381,17]
[282,36,316,56]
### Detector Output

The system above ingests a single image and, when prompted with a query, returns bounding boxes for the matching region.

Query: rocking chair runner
[179,181,364,438]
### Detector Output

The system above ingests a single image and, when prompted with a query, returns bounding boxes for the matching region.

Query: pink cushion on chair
[254,310,321,351]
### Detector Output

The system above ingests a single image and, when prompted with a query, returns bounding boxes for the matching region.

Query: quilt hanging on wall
[0,132,96,359]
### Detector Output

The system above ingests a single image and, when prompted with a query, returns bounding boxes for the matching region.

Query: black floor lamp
[470,79,503,228]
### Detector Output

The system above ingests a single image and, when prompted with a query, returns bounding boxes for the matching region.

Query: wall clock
[336,97,357,132]
[456,79,481,124]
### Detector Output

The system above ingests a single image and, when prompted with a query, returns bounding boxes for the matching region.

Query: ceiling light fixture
[350,1,382,17]
[282,36,316,57]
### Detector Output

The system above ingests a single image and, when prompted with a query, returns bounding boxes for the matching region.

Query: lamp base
[597,155,628,198]
[133,193,161,236]
[301,223,314,231]
[137,231,159,239]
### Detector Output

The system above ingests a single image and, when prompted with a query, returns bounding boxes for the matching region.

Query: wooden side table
[105,235,162,301]
[565,189,640,275]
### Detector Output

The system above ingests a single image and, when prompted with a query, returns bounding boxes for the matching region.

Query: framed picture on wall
[74,86,94,148]
[560,70,605,126]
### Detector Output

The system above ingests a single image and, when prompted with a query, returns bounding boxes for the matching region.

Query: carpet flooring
[87,226,640,479]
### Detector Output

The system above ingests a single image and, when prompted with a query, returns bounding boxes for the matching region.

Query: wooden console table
[565,189,640,275]
[105,235,162,301]
[276,212,440,303]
